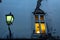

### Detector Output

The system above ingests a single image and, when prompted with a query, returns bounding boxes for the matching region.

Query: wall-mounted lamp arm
[36,0,42,10]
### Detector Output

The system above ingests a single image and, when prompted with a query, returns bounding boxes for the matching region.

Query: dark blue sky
[0,0,60,38]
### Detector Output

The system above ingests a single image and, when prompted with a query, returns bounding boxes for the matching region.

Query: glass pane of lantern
[40,23,46,34]
[6,16,12,22]
[40,15,44,20]
[35,23,40,34]
[11,16,14,23]
[35,15,38,20]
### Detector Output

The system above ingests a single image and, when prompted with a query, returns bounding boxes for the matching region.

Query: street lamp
[32,0,47,39]
[6,12,14,39]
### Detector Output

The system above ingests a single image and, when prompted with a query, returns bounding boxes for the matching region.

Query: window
[35,15,38,20]
[35,23,40,34]
[40,15,44,20]
[40,23,46,34]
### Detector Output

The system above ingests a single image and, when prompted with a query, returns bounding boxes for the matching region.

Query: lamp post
[32,0,47,39]
[6,12,14,39]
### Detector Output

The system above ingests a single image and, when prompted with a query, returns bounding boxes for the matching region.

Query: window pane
[40,15,44,20]
[35,23,40,34]
[35,15,38,20]
[40,23,46,34]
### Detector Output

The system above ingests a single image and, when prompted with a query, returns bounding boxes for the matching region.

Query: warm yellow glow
[6,16,12,22]
[35,15,38,20]
[40,23,46,33]
[36,31,40,34]
[11,16,14,22]
[35,23,40,34]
